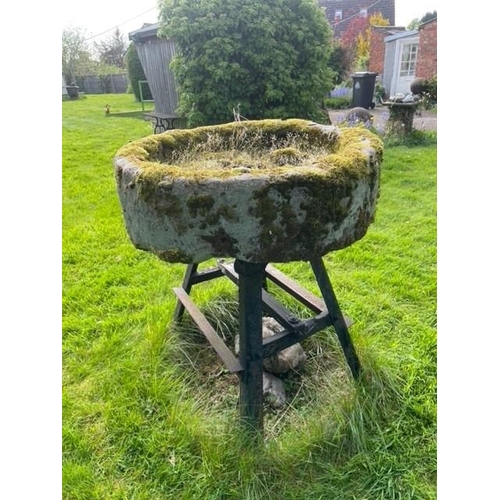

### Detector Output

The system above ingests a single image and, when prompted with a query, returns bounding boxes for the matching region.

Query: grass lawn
[63,94,436,500]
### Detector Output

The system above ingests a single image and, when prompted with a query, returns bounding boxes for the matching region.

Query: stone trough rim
[114,118,382,181]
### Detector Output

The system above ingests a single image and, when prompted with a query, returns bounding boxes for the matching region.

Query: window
[399,43,418,78]
[334,9,342,21]
[360,9,368,18]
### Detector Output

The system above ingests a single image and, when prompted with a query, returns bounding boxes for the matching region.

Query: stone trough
[113,119,383,434]
[114,119,383,264]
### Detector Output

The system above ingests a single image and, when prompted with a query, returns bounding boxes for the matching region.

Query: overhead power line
[84,6,158,41]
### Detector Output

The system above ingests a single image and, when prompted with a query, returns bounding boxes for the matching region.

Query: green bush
[324,96,351,109]
[126,42,152,101]
[328,41,352,87]
[159,0,334,126]
[421,76,437,106]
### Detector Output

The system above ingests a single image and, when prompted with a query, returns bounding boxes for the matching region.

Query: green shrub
[324,86,351,109]
[324,96,351,109]
[421,76,437,107]
[126,42,152,101]
[328,41,352,86]
[159,0,334,126]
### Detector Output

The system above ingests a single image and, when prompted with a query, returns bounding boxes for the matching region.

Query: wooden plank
[310,258,360,379]
[265,264,353,328]
[173,263,197,322]
[262,311,331,358]
[190,267,224,285]
[173,288,243,374]
[218,261,300,331]
[234,260,266,434]
[135,37,179,115]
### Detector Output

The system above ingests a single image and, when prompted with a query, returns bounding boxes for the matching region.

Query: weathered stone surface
[114,119,383,263]
[344,107,374,124]
[262,317,307,374]
[263,371,287,408]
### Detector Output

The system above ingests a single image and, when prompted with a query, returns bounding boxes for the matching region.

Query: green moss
[116,119,343,181]
[269,147,304,166]
[116,120,381,186]
[116,120,382,258]
[249,172,360,261]
[201,228,240,256]
[154,248,192,264]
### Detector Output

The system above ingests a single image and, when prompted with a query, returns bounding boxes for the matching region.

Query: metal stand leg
[234,260,267,434]
[310,258,361,379]
[173,263,198,322]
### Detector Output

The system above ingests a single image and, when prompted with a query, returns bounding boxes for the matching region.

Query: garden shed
[128,23,179,115]
[381,29,419,97]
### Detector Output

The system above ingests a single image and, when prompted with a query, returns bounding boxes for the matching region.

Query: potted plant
[66,82,79,99]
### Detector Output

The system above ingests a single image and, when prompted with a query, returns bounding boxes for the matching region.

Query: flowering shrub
[324,87,352,109]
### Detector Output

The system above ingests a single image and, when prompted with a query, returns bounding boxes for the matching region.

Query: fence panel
[76,74,129,94]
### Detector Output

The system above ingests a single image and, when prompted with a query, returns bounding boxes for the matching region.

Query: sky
[61,0,438,45]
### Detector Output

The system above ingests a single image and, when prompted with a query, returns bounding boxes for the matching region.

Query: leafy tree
[328,40,351,86]
[407,11,437,30]
[407,18,421,30]
[62,26,93,83]
[126,42,153,101]
[357,12,390,61]
[340,16,368,71]
[340,12,389,71]
[95,28,127,69]
[158,0,334,126]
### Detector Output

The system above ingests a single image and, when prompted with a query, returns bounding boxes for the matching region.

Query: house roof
[129,22,160,41]
[419,17,437,29]
[384,29,419,43]
[318,0,395,38]
[371,25,407,37]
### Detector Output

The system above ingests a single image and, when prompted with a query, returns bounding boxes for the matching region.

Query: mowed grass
[63,94,436,500]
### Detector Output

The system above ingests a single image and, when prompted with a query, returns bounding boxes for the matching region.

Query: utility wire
[84,6,158,41]
[331,0,385,26]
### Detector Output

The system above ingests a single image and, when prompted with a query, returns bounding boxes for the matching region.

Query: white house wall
[383,30,419,97]
[382,41,397,96]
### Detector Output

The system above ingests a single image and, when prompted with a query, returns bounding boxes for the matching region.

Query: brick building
[368,26,406,75]
[318,0,395,39]
[415,18,437,80]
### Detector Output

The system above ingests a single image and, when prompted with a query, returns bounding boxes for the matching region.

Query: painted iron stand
[172,257,361,435]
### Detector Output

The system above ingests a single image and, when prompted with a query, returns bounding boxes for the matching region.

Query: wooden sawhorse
[172,257,361,434]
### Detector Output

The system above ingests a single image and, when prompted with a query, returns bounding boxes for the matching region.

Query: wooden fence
[75,73,129,94]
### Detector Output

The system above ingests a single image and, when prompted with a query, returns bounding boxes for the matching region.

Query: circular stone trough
[113,119,383,264]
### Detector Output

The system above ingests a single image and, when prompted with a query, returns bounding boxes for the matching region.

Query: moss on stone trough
[114,119,383,263]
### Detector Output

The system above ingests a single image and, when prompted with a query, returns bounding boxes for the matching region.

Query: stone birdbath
[382,100,420,134]
[114,119,383,433]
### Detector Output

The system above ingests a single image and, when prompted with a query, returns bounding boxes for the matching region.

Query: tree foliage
[328,40,351,86]
[158,0,334,126]
[421,11,437,23]
[95,28,127,69]
[407,11,437,30]
[62,26,93,82]
[341,12,389,71]
[126,42,153,101]
[357,12,390,59]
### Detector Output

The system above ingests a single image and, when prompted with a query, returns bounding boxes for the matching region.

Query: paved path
[328,106,437,132]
